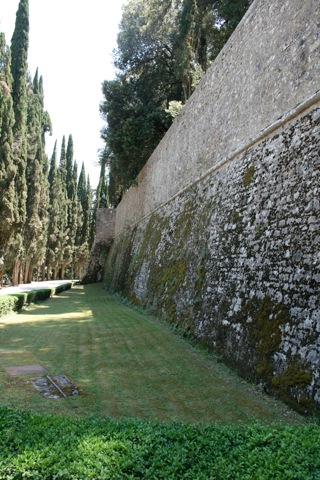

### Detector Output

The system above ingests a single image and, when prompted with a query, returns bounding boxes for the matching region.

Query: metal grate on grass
[32,375,79,399]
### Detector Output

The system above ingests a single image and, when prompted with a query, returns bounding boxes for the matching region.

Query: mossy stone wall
[103,108,320,415]
[101,0,320,415]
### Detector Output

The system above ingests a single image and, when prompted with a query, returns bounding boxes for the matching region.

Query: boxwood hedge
[0,283,72,318]
[0,407,319,479]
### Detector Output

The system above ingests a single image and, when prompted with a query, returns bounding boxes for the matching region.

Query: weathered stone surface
[82,209,115,284]
[100,0,320,414]
[114,0,320,237]
[103,109,320,413]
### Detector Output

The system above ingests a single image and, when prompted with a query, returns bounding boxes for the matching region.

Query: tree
[46,142,67,280]
[64,135,77,277]
[23,70,49,283]
[0,33,16,272]
[10,0,29,284]
[56,136,70,279]
[75,163,91,278]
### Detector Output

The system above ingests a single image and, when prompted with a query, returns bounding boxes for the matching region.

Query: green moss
[155,258,186,296]
[175,202,193,245]
[149,257,188,328]
[243,165,255,187]
[251,296,289,380]
[272,359,313,415]
[194,247,209,311]
[272,361,312,389]
[140,214,163,256]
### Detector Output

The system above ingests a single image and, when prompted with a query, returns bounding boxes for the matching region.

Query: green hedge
[0,407,319,479]
[54,282,72,294]
[0,283,72,317]
[0,295,16,317]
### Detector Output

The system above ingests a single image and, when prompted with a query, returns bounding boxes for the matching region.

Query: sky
[0,0,127,188]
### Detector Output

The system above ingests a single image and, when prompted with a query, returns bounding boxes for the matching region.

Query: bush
[11,293,28,311]
[0,296,16,317]
[26,289,51,303]
[0,407,319,479]
[0,283,73,318]
[54,282,72,294]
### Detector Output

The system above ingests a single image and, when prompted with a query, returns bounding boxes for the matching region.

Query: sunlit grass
[0,284,305,424]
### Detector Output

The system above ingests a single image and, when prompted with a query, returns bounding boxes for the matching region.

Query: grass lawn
[0,283,304,424]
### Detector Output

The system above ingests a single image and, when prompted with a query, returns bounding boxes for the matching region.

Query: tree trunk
[18,266,23,285]
[26,265,33,283]
[12,258,20,286]
[41,264,46,281]
[24,260,30,284]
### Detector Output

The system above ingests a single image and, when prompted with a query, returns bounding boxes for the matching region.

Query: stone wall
[104,107,320,413]
[82,209,115,284]
[115,0,320,237]
[102,0,320,414]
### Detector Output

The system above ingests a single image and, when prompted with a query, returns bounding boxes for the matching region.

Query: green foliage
[0,407,319,479]
[0,295,16,317]
[0,34,17,257]
[11,292,28,310]
[54,282,71,294]
[10,0,29,136]
[23,69,50,281]
[10,0,29,248]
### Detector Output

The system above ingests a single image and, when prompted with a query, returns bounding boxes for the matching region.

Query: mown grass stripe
[0,283,305,424]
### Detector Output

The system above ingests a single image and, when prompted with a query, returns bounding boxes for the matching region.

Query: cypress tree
[46,142,65,280]
[10,0,29,284]
[23,70,49,282]
[0,33,17,272]
[66,134,74,200]
[39,75,52,144]
[58,135,67,184]
[75,163,91,278]
[77,162,86,207]
[59,134,77,278]
[56,136,69,279]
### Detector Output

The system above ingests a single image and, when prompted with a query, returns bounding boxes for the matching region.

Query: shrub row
[0,283,72,317]
[0,407,319,479]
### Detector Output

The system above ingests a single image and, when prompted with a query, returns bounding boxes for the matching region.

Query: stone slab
[5,364,48,375]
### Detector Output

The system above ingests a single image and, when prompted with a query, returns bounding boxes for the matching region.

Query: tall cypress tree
[0,33,16,270]
[23,70,49,282]
[59,134,76,278]
[75,162,91,278]
[47,142,64,279]
[56,136,69,278]
[58,135,67,184]
[10,0,29,284]
[66,134,74,200]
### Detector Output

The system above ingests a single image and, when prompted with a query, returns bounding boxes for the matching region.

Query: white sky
[0,0,127,188]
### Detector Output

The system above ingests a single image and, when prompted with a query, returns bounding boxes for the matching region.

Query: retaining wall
[102,0,320,414]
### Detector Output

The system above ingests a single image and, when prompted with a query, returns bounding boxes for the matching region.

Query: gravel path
[0,280,75,296]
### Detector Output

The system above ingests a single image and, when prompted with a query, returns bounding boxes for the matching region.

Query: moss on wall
[102,109,320,416]
[243,165,255,187]
[272,359,313,415]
